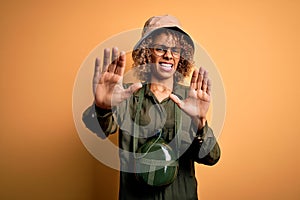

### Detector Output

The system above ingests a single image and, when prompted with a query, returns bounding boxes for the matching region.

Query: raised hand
[170,67,211,129]
[93,47,142,109]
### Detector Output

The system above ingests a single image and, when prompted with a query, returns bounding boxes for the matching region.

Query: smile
[159,62,173,72]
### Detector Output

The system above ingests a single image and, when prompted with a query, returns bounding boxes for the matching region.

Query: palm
[170,67,211,128]
[180,88,210,118]
[93,48,142,109]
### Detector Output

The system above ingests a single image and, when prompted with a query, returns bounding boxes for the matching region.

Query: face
[150,33,181,82]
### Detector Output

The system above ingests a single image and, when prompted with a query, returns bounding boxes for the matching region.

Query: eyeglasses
[151,44,181,58]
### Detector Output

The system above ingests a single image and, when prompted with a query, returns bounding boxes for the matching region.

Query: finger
[108,47,118,72]
[201,70,208,92]
[102,48,110,72]
[207,78,212,95]
[197,67,204,90]
[94,57,101,76]
[169,94,184,109]
[190,69,199,90]
[93,57,101,94]
[115,51,126,76]
[94,57,101,83]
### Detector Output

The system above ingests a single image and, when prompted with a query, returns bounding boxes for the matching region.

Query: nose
[163,49,173,59]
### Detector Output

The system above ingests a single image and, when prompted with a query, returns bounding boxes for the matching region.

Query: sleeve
[190,122,221,166]
[82,104,118,139]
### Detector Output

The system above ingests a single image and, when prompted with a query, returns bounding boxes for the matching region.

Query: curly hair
[132,28,194,83]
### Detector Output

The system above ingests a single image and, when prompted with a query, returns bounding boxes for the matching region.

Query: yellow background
[1,0,299,199]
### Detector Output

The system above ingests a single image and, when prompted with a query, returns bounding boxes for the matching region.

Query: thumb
[128,82,143,94]
[170,94,184,108]
[123,82,143,99]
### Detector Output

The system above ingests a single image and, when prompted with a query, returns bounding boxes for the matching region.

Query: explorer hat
[133,15,194,50]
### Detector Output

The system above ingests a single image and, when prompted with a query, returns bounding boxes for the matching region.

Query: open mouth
[159,62,173,72]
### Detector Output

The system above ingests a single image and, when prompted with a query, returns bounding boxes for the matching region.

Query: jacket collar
[133,82,186,100]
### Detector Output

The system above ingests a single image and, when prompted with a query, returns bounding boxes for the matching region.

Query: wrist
[94,103,113,117]
[94,99,112,110]
[192,116,207,130]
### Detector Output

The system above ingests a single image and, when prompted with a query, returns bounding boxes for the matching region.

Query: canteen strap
[136,157,178,166]
[133,84,182,159]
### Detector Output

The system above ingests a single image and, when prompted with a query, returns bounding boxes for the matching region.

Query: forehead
[152,32,179,47]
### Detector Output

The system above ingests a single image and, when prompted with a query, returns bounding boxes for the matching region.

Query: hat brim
[133,26,194,51]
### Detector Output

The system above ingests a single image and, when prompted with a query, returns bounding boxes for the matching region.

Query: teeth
[160,63,172,68]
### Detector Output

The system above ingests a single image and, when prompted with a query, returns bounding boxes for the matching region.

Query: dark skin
[93,33,212,130]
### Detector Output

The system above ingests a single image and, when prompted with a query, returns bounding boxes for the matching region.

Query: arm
[82,104,117,139]
[170,67,221,165]
[191,122,220,165]
[82,47,142,138]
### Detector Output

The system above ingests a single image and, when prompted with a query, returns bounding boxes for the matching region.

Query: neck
[149,78,174,102]
[150,83,172,93]
[150,77,174,91]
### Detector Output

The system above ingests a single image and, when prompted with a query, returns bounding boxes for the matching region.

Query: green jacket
[83,83,220,200]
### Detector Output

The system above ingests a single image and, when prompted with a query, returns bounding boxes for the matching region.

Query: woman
[84,15,220,200]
